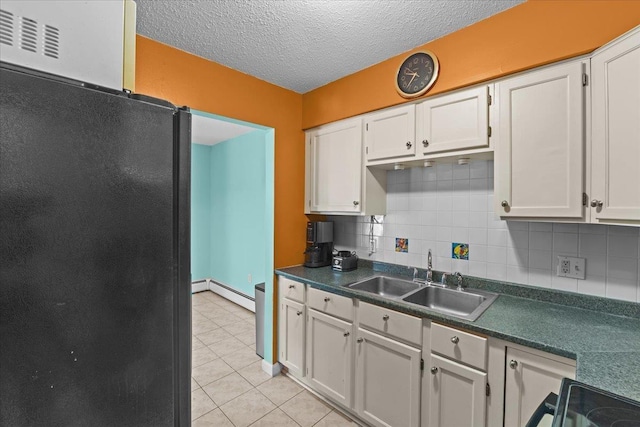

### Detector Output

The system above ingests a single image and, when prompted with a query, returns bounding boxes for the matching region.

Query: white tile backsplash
[330,160,640,303]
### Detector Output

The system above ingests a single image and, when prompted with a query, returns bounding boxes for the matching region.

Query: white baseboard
[262,360,281,377]
[191,279,255,313]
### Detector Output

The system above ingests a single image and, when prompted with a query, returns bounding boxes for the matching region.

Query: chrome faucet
[455,272,464,291]
[426,249,433,284]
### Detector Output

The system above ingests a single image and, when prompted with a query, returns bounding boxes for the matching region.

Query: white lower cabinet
[504,346,576,427]
[279,298,305,377]
[278,281,580,427]
[355,327,422,427]
[306,308,353,408]
[427,354,487,427]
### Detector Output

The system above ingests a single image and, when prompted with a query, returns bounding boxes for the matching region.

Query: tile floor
[191,290,359,426]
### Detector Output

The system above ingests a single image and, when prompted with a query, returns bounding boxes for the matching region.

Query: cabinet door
[427,354,486,427]
[306,308,353,408]
[591,27,640,223]
[279,298,305,377]
[495,60,584,218]
[355,328,421,427]
[365,104,416,162]
[504,347,575,427]
[306,117,363,213]
[417,85,490,155]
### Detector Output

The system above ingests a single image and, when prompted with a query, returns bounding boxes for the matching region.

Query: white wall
[331,160,640,303]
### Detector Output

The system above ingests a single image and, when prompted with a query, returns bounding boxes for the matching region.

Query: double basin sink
[343,275,498,321]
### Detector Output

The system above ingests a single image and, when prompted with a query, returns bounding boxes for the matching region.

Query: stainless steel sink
[345,276,421,298]
[402,286,498,321]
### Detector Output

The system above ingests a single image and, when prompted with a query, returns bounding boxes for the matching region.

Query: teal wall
[210,131,266,296]
[191,143,212,281]
[190,110,275,364]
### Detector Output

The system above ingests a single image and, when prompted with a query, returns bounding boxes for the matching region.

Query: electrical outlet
[557,256,586,280]
[248,274,252,283]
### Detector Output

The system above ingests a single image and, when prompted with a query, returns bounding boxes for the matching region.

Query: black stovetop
[555,379,640,427]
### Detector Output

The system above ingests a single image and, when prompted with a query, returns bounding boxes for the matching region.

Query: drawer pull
[430,367,438,375]
[324,297,330,302]
[289,284,295,289]
[451,336,459,344]
[343,332,350,337]
[382,315,389,321]
[509,360,518,369]
[357,338,364,343]
[296,311,302,316]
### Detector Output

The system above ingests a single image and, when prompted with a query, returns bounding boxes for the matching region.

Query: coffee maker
[304,221,333,267]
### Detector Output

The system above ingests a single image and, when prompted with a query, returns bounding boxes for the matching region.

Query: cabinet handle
[289,285,295,289]
[353,201,360,206]
[430,367,438,375]
[422,139,429,147]
[590,199,603,208]
[509,360,518,369]
[382,315,389,321]
[357,338,364,343]
[501,200,509,208]
[296,311,302,316]
[451,336,459,344]
[324,297,330,302]
[406,141,412,149]
[343,332,350,337]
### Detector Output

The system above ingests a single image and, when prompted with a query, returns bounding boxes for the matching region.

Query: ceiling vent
[0,10,60,59]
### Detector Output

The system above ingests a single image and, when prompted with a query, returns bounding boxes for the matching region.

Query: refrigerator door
[0,65,191,426]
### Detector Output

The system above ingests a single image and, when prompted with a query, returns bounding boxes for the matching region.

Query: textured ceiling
[136,0,524,94]
[192,113,257,146]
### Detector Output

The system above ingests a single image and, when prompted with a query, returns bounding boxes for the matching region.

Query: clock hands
[407,73,417,87]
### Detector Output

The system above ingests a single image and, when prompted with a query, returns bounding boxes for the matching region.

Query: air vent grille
[20,16,37,53]
[0,10,60,59]
[43,25,59,58]
[0,9,14,46]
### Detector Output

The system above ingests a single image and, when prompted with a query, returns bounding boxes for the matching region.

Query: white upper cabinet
[365,104,416,162]
[495,59,586,219]
[305,117,386,215]
[417,85,492,155]
[306,117,363,213]
[590,26,640,224]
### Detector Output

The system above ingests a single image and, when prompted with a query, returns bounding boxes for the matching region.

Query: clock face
[395,51,439,98]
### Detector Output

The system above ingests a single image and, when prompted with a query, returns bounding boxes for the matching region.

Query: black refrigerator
[0,63,192,426]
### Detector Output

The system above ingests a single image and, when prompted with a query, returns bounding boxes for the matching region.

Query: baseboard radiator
[191,279,255,313]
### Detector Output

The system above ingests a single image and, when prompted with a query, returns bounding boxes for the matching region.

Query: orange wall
[135,35,306,270]
[302,0,640,129]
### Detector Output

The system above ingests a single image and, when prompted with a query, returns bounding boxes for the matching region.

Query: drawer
[358,301,422,347]
[431,323,487,371]
[279,276,305,303]
[308,287,353,321]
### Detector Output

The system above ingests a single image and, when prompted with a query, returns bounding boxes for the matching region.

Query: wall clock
[395,51,439,98]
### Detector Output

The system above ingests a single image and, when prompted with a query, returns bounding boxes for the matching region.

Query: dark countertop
[275,264,640,401]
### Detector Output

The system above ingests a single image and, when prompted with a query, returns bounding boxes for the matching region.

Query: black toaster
[332,251,358,272]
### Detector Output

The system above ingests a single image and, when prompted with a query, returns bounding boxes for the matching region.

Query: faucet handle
[454,272,464,290]
[408,266,419,281]
[440,273,449,285]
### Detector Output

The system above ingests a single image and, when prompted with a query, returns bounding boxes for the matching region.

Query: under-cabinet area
[277,275,580,427]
